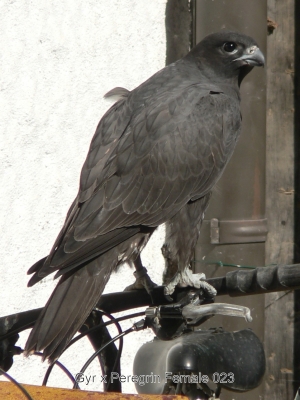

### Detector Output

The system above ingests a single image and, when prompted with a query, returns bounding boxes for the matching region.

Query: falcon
[25,31,264,362]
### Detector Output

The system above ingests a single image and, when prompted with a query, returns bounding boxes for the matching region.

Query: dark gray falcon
[25,31,264,362]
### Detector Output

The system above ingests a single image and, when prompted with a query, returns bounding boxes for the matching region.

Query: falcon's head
[189,31,265,85]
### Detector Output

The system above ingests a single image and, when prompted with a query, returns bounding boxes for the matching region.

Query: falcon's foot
[124,266,157,294]
[164,267,217,300]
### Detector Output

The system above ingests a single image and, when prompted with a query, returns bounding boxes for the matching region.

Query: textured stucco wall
[0,0,167,393]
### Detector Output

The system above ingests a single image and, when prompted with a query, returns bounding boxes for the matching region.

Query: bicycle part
[0,331,21,373]
[182,303,252,323]
[1,263,300,376]
[0,367,34,400]
[133,328,265,395]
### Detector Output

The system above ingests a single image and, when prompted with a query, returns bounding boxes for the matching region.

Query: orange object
[0,381,188,400]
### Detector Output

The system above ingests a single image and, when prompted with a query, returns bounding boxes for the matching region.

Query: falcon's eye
[223,42,237,53]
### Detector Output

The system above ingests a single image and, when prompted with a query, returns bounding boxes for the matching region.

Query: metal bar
[2,264,300,341]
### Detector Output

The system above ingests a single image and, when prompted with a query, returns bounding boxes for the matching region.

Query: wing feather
[30,63,241,281]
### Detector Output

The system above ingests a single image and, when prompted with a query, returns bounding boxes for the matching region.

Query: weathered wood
[193,2,267,399]
[0,382,188,400]
[165,0,191,65]
[294,0,300,393]
[265,0,295,398]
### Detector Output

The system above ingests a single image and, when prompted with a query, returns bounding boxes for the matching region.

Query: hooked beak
[234,46,265,67]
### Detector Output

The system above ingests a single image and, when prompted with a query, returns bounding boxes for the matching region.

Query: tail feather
[27,256,48,277]
[25,257,114,363]
[41,279,98,361]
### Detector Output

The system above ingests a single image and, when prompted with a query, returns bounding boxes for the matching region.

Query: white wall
[0,0,167,393]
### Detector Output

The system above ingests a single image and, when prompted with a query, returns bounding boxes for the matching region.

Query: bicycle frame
[1,263,300,398]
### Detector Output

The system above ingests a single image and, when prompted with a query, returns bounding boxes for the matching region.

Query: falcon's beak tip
[235,46,265,67]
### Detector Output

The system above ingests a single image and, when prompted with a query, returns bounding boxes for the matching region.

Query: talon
[164,273,181,297]
[165,294,174,302]
[164,268,217,299]
[124,267,157,294]
[199,280,217,297]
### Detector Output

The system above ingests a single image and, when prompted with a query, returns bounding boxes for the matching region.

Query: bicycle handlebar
[208,263,300,297]
[1,263,300,339]
[97,263,300,312]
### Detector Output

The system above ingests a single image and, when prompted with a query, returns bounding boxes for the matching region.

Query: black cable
[97,310,146,390]
[73,327,135,389]
[0,366,34,400]
[42,309,143,387]
[31,353,76,387]
[42,310,121,386]
[95,310,123,391]
[42,362,55,387]
[0,309,145,390]
[115,311,145,322]
[0,310,144,343]
[67,310,145,348]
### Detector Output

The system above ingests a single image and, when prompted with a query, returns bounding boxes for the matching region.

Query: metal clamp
[207,218,268,245]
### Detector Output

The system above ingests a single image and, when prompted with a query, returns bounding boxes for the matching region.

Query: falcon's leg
[124,255,158,293]
[162,193,216,299]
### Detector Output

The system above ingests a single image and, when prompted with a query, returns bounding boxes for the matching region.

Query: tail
[24,257,114,363]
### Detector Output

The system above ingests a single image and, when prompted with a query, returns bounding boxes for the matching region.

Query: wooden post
[265,0,295,398]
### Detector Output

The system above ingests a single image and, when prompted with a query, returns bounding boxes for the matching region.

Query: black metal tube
[2,264,300,340]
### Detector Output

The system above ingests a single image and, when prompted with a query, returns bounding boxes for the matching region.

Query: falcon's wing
[28,76,241,283]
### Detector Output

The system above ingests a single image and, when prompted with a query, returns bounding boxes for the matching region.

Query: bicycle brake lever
[182,303,252,324]
[145,302,252,326]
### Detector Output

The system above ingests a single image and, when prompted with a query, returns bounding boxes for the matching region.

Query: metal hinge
[203,218,268,245]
